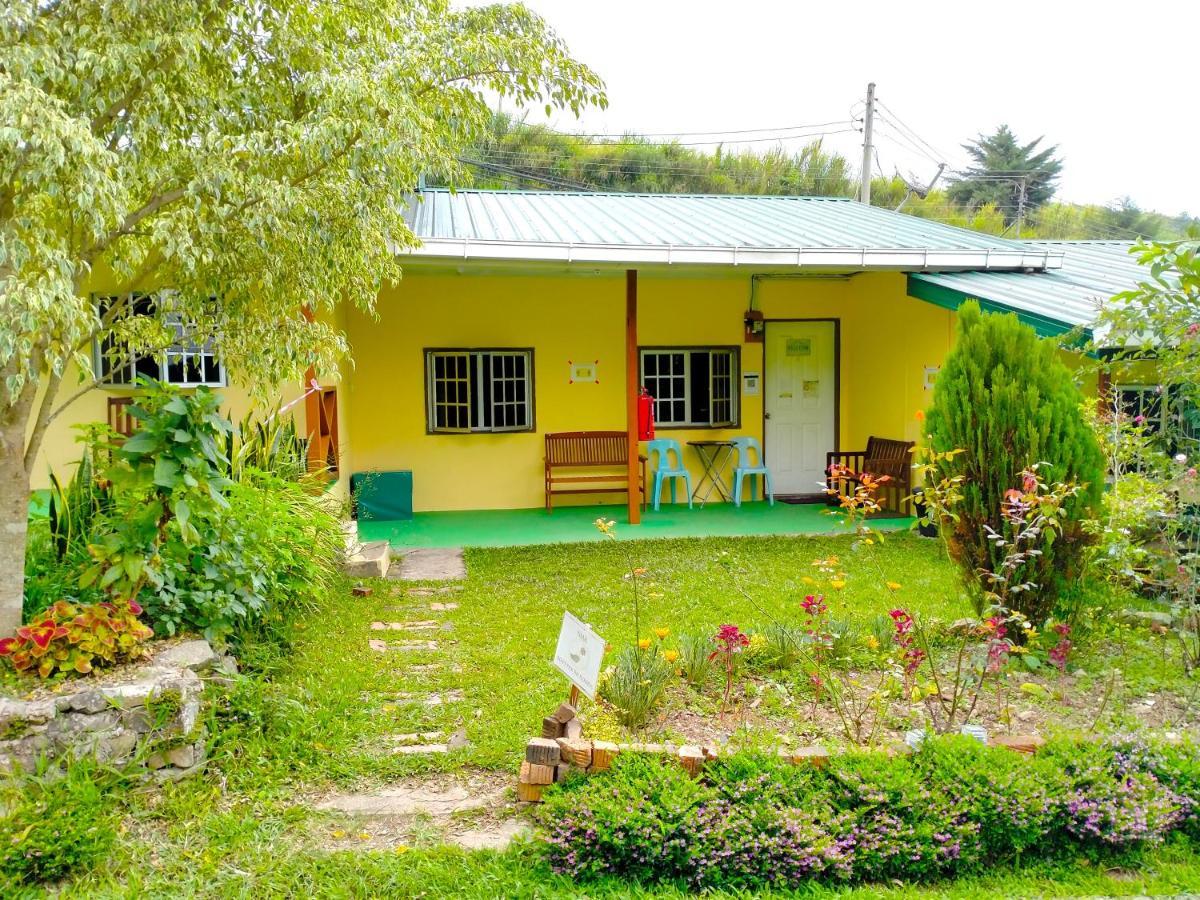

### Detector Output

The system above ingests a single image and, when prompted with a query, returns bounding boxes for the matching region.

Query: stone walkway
[321,562,528,853]
[315,772,528,852]
[391,547,466,581]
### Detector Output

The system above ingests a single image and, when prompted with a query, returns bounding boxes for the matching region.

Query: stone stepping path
[430,602,458,611]
[391,743,449,755]
[408,662,462,674]
[387,727,467,755]
[371,620,439,631]
[402,585,463,597]
[368,639,438,653]
[394,731,444,745]
[393,548,466,582]
[315,773,524,852]
[384,690,464,708]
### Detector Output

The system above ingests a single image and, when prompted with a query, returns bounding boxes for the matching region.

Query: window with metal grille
[640,347,739,428]
[425,349,534,433]
[1115,384,1200,451]
[95,294,225,388]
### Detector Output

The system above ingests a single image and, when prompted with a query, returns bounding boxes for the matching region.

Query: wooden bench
[545,431,646,512]
[826,436,915,514]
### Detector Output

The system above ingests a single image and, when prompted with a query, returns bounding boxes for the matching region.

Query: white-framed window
[640,347,739,428]
[424,349,534,433]
[94,294,226,388]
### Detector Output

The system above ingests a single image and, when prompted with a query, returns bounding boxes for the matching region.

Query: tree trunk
[0,422,30,637]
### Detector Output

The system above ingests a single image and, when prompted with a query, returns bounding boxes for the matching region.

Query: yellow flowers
[664,649,679,663]
[637,638,652,650]
[331,829,347,839]
[653,627,670,640]
[829,579,846,590]
[395,845,410,855]
[886,581,902,591]
[865,635,880,651]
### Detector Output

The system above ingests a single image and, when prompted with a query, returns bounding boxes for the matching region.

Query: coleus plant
[0,599,152,678]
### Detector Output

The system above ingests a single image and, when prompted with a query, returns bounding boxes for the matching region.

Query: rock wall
[0,639,232,781]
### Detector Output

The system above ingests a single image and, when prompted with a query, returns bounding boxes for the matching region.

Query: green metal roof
[403,189,1062,271]
[907,241,1144,339]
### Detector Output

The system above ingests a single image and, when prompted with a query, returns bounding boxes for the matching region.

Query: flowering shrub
[709,624,750,711]
[541,735,1200,889]
[1041,739,1183,850]
[0,599,152,677]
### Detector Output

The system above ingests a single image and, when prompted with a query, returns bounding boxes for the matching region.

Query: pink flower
[708,624,750,660]
[800,594,827,617]
[1188,323,1199,336]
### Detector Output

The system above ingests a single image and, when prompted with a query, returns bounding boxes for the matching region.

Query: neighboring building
[33,190,1150,523]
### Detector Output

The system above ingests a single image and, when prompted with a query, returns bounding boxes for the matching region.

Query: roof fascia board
[407,239,1063,272]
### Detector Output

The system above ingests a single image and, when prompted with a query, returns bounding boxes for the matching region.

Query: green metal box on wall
[350,470,414,521]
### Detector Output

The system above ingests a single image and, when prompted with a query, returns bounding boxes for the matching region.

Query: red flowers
[1049,623,1073,671]
[709,624,750,657]
[709,624,750,712]
[890,609,926,678]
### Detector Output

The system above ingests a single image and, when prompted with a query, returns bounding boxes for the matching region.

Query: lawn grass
[22,531,1200,897]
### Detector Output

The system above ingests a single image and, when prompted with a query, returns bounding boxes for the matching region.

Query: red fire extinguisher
[637,388,656,441]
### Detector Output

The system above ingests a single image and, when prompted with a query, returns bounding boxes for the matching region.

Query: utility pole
[1015,175,1028,239]
[859,81,876,205]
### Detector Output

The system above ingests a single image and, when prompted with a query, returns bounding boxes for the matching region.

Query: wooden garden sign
[552,611,606,700]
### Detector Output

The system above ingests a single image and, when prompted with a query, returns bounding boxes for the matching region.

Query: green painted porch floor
[357,500,915,550]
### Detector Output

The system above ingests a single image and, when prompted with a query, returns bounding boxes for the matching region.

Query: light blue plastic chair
[731,436,774,506]
[645,439,693,511]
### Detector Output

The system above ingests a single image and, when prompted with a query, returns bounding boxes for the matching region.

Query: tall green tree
[925,302,1104,621]
[0,0,604,635]
[947,125,1064,226]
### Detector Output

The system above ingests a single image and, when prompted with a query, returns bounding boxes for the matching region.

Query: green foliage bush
[0,763,118,887]
[925,302,1104,619]
[542,735,1200,889]
[19,382,341,664]
[147,470,340,649]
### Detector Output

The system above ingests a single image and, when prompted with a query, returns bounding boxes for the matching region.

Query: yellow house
[35,191,1152,543]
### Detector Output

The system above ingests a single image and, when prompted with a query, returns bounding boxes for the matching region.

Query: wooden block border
[517,729,1048,802]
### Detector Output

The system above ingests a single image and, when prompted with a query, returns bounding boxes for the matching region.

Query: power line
[873,98,952,164]
[535,119,856,140]
[457,157,598,192]
[548,127,860,148]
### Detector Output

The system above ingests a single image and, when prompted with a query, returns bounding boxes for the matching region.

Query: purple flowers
[540,735,1200,889]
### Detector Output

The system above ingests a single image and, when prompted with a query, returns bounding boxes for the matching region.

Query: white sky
[475,0,1200,215]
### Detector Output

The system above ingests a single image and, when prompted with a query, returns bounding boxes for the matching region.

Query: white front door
[764,321,837,495]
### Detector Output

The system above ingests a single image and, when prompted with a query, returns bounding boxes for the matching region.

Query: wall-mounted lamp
[743,309,765,343]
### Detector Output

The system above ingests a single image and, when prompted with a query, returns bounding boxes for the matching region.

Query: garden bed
[538,734,1200,890]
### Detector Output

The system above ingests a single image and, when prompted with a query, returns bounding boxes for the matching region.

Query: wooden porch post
[300,306,322,473]
[626,269,641,525]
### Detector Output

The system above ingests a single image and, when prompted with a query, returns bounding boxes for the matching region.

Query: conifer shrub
[924,302,1104,620]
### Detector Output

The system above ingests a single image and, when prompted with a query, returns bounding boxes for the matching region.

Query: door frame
[761,318,841,500]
